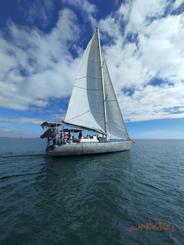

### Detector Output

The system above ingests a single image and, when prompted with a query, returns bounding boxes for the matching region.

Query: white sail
[63,31,106,134]
[64,29,129,140]
[102,54,129,140]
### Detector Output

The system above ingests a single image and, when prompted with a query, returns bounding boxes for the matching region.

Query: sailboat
[41,28,131,156]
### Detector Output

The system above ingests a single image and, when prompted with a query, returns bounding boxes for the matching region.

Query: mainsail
[63,29,129,140]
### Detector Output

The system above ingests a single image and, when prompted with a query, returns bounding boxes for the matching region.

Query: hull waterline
[46,140,131,157]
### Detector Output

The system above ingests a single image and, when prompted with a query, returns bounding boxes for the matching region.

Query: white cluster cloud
[0,0,184,126]
[99,0,184,121]
[62,0,96,17]
[0,8,80,110]
[172,0,184,10]
[62,0,97,28]
[19,0,55,28]
[0,117,43,124]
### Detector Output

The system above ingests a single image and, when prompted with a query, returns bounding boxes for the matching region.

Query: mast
[96,28,108,135]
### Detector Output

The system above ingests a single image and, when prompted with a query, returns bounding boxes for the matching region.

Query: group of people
[47,129,100,146]
[59,130,82,144]
[48,130,83,146]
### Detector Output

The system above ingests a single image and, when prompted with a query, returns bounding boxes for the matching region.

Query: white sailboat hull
[47,141,131,157]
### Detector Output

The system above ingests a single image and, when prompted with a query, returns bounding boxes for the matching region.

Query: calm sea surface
[0,138,183,245]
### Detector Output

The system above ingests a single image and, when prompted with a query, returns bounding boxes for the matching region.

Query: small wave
[0,171,42,181]
[139,181,162,192]
[0,152,46,159]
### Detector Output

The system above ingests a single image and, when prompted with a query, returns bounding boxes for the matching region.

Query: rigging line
[90,111,105,115]
[75,76,86,80]
[75,76,101,80]
[105,99,117,101]
[65,110,90,122]
[74,85,101,91]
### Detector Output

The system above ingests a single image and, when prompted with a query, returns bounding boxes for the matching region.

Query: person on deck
[47,138,51,146]
[78,131,82,140]
[68,131,71,140]
[72,135,75,142]
[64,132,67,144]
[60,131,63,144]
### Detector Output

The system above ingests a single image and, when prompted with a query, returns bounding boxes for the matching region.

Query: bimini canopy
[41,121,62,128]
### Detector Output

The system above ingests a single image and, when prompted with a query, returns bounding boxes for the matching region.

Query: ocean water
[0,138,183,245]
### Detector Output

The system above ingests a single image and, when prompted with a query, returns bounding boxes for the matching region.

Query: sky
[0,0,184,138]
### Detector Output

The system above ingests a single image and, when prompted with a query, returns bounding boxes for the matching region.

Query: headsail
[102,54,129,140]
[63,31,106,134]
